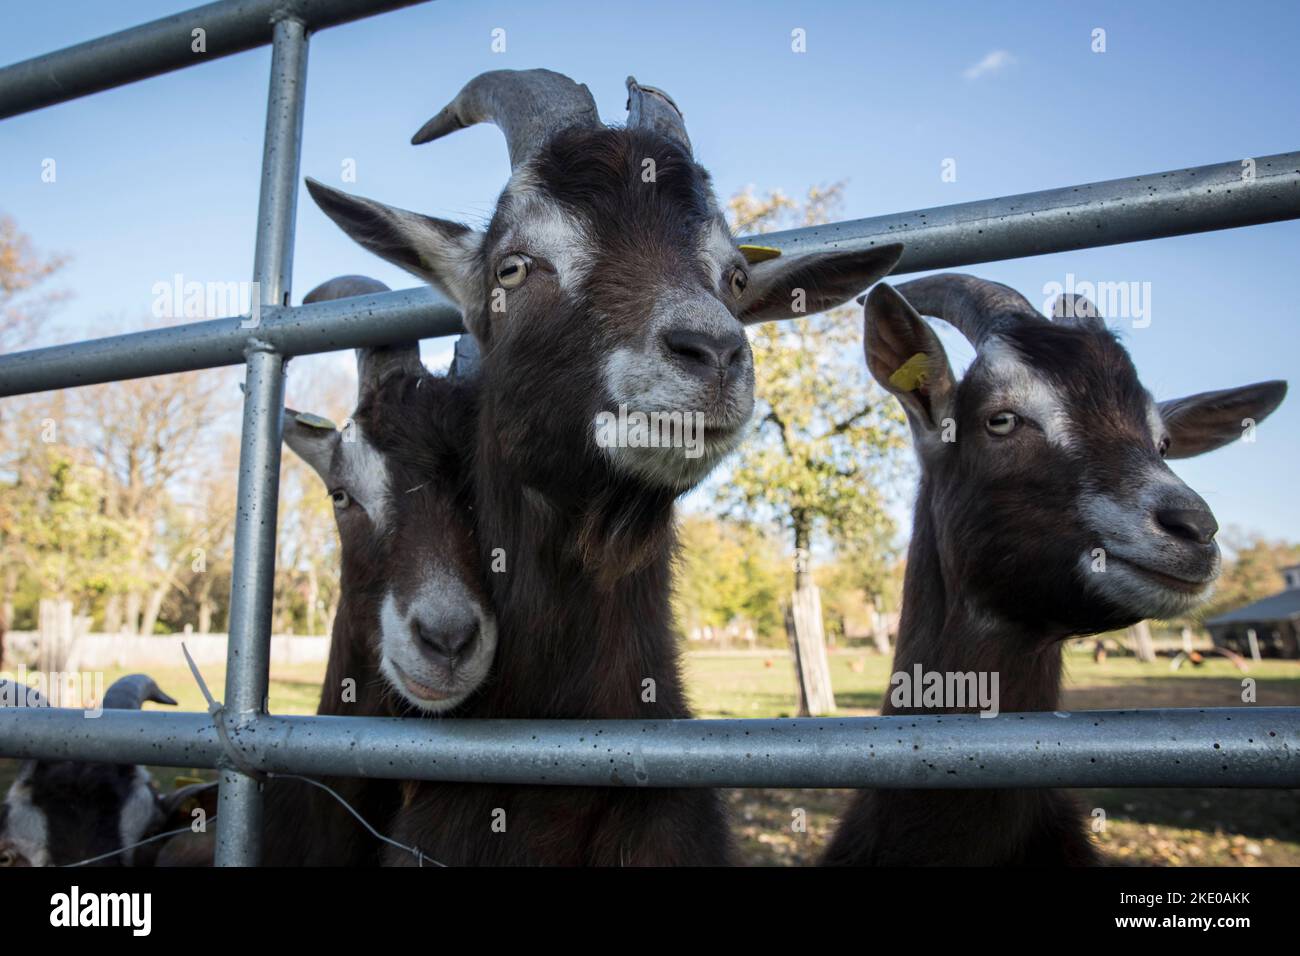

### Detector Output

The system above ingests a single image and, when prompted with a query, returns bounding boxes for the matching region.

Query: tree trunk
[1130,619,1156,663]
[196,573,214,635]
[305,566,319,636]
[123,591,143,637]
[139,583,169,637]
[103,593,123,634]
[2,564,17,630]
[785,516,836,716]
[871,599,891,655]
[793,512,811,591]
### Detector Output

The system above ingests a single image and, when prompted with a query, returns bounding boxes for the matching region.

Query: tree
[714,184,910,708]
[1197,531,1300,623]
[673,514,785,645]
[719,183,908,585]
[0,215,66,353]
[70,365,234,634]
[0,217,67,629]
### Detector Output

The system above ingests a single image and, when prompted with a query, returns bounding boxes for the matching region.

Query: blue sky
[1,0,1297,544]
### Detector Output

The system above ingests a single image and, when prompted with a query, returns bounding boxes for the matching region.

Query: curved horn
[303,275,391,303]
[303,275,424,395]
[1051,293,1107,332]
[411,69,600,169]
[102,674,178,710]
[892,273,1043,347]
[626,76,691,154]
[0,679,46,708]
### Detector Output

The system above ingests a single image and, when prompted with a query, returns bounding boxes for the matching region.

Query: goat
[304,69,904,864]
[0,674,181,866]
[254,275,490,866]
[821,274,1287,866]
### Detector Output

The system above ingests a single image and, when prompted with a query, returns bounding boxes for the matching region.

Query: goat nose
[1155,506,1219,545]
[663,329,745,379]
[414,616,478,662]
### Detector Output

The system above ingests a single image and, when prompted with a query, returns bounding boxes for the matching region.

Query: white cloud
[963,49,1016,81]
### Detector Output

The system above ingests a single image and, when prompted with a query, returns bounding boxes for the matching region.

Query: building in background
[1205,564,1300,659]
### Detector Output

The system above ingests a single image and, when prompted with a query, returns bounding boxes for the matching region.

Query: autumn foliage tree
[717,184,908,589]
[708,184,910,711]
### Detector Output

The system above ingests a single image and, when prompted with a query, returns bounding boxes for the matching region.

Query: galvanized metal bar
[0,708,1295,789]
[752,151,1300,272]
[250,16,309,309]
[213,14,307,868]
[0,0,431,120]
[0,289,463,398]
[2,151,1296,399]
[215,347,285,867]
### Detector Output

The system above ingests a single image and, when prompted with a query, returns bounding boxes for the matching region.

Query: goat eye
[495,254,531,289]
[330,489,351,509]
[1158,436,1171,458]
[986,411,1019,436]
[729,268,748,298]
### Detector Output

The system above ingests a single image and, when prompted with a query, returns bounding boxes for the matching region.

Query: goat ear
[282,406,340,484]
[304,178,483,312]
[740,243,904,325]
[1159,380,1287,459]
[863,282,956,438]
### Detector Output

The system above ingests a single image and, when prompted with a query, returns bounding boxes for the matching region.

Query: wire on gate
[181,641,266,783]
[264,771,445,867]
[180,642,445,868]
[63,813,219,868]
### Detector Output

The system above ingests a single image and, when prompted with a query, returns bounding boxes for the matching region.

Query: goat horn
[1051,293,1107,332]
[412,69,600,169]
[0,679,46,708]
[303,275,425,393]
[102,674,178,710]
[303,275,391,303]
[626,76,691,154]
[892,273,1043,346]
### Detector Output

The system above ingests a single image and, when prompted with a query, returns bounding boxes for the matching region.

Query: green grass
[3,649,1297,865]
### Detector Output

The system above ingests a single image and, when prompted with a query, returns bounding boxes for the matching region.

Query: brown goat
[822,275,1286,866]
[259,276,489,866]
[306,70,903,864]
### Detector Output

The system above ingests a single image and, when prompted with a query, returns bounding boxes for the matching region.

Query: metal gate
[0,0,1297,867]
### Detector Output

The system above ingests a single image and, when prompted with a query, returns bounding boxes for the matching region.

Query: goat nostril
[664,329,745,374]
[414,618,477,661]
[444,619,478,658]
[1156,507,1219,545]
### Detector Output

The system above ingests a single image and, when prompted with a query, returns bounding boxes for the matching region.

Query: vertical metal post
[214,15,308,867]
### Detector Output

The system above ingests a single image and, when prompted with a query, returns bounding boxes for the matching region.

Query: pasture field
[2,648,1296,866]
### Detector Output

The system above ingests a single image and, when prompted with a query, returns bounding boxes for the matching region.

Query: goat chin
[598,428,746,492]
[1078,554,1216,623]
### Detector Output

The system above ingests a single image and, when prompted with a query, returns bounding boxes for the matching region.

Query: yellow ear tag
[888,352,930,392]
[172,775,204,788]
[738,244,782,264]
[294,411,337,431]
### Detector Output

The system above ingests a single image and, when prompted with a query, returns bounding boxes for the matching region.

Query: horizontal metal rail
[761,151,1300,270]
[2,151,1296,397]
[0,288,462,396]
[0,0,432,120]
[1,707,1296,789]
